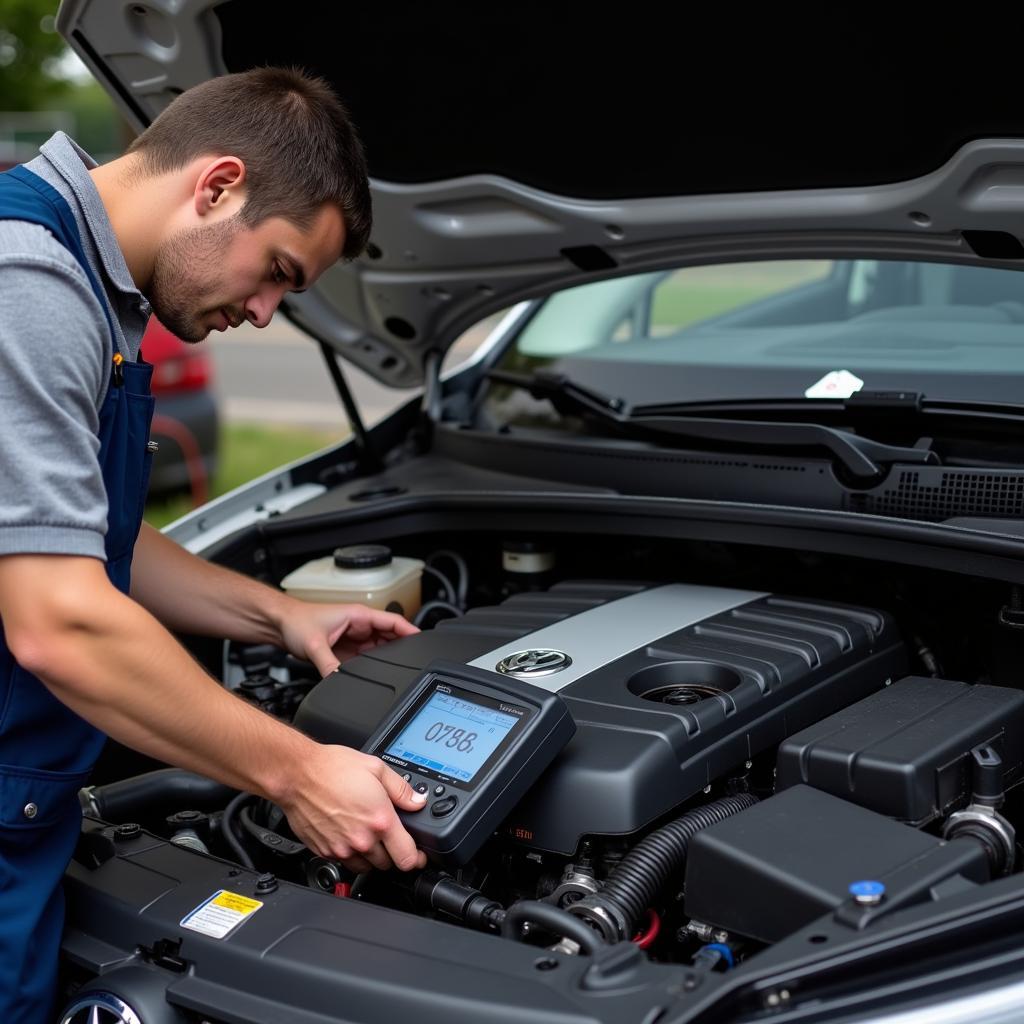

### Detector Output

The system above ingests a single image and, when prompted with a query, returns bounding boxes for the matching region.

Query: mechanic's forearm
[130,522,288,644]
[25,578,309,801]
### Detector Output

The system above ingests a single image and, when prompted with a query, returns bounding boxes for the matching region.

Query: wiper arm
[486,371,939,480]
[628,414,938,480]
[487,369,628,419]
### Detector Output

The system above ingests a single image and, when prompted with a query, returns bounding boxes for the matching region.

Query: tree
[0,0,71,111]
[0,0,129,159]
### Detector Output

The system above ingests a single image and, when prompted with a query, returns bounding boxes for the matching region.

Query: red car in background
[140,317,219,503]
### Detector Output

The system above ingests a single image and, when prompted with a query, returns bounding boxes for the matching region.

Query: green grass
[650,285,777,331]
[144,422,346,529]
[650,261,833,333]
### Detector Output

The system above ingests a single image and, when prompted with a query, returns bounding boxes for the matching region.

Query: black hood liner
[217,5,1024,199]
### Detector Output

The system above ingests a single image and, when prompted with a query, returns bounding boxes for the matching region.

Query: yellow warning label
[212,891,263,914]
[180,889,264,939]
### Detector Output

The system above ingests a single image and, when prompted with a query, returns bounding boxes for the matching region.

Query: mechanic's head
[125,67,370,341]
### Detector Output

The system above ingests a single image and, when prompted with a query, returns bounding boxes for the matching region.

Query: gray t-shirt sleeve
[0,221,110,560]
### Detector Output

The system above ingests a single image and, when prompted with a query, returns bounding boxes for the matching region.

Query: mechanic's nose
[244,294,276,329]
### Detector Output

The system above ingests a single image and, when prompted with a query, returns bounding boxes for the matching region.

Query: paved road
[207,314,493,431]
[207,317,407,432]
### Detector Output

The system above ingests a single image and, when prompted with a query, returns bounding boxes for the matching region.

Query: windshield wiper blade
[635,391,925,419]
[636,391,1024,423]
[486,370,939,480]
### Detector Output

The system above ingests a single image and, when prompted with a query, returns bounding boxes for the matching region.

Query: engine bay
[299,581,906,858]
[74,530,1024,986]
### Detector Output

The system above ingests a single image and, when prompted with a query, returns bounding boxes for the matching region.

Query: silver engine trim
[470,584,767,691]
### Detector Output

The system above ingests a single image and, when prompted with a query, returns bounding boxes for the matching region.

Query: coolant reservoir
[279,545,423,618]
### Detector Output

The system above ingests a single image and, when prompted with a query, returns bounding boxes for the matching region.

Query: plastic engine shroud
[294,581,907,854]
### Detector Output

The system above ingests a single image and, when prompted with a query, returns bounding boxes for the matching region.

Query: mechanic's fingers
[338,851,374,874]
[360,607,420,637]
[305,635,340,678]
[378,766,429,811]
[371,770,428,869]
[382,818,427,872]
[363,841,396,873]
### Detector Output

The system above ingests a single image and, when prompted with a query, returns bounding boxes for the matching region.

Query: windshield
[491,259,1024,411]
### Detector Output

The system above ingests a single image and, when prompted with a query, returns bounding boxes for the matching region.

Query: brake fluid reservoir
[279,545,423,618]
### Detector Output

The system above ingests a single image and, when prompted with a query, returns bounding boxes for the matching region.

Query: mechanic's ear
[194,156,246,217]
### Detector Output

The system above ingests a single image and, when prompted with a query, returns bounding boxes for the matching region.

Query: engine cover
[295,582,906,854]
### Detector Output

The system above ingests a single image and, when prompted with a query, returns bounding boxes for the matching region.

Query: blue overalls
[0,165,154,1023]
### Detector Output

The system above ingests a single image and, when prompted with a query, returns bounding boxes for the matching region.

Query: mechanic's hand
[279,743,428,873]
[276,599,419,677]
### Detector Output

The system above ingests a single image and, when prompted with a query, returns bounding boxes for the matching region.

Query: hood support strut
[319,342,381,472]
[414,349,444,451]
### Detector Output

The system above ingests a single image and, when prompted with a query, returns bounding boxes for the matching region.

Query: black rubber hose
[575,793,759,940]
[501,900,603,955]
[84,769,237,820]
[221,792,256,870]
[413,600,463,627]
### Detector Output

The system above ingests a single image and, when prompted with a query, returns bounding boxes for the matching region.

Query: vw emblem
[496,649,573,678]
[60,991,143,1024]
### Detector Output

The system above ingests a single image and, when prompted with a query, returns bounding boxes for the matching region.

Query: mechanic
[0,68,428,1023]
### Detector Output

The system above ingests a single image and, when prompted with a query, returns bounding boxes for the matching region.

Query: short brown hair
[128,67,371,259]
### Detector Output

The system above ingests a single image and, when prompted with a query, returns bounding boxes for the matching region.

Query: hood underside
[59,3,1024,385]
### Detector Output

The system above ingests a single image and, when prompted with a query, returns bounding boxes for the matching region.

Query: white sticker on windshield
[804,370,864,399]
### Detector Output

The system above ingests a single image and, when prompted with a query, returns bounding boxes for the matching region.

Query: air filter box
[684,785,990,942]
[776,677,1024,825]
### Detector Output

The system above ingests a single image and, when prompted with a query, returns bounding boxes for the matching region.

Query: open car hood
[58,3,1024,386]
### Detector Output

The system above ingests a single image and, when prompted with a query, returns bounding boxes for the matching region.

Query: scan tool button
[431,796,458,817]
